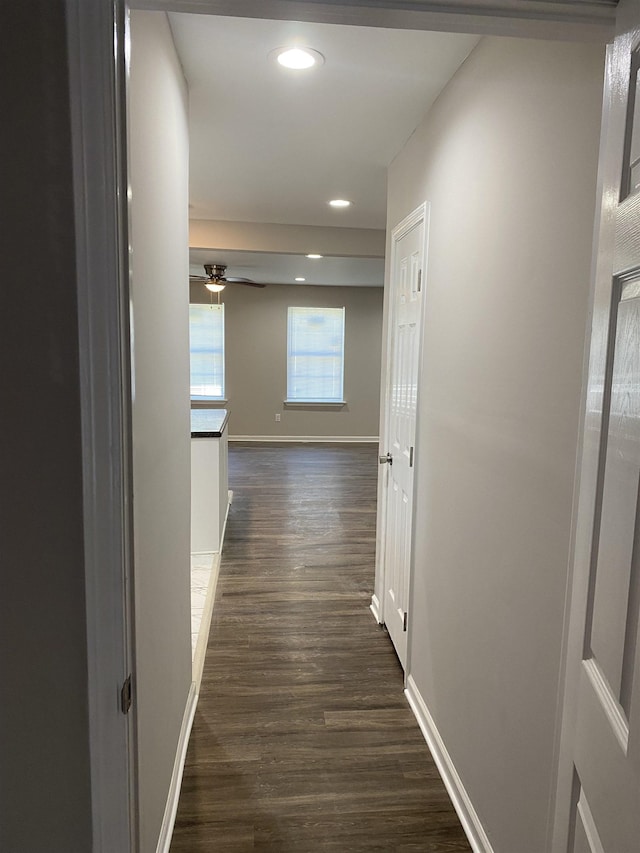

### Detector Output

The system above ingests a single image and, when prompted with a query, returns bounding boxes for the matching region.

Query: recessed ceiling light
[306,254,323,259]
[328,199,352,208]
[274,47,324,70]
[295,277,306,282]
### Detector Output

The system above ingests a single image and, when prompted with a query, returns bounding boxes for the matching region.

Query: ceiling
[169,12,479,284]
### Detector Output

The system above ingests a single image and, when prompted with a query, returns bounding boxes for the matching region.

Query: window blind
[189,303,225,400]
[287,306,345,402]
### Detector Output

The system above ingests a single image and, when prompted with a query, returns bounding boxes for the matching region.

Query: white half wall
[128,11,192,852]
[383,37,605,852]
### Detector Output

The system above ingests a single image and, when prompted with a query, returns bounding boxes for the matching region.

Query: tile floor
[190,552,215,655]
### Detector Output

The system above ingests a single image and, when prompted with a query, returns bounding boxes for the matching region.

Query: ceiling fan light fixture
[274,46,324,70]
[191,263,265,288]
[328,198,352,208]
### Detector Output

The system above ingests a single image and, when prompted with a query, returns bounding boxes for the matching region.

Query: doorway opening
[70,2,617,850]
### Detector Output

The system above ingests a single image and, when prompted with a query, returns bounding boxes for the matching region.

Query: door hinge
[417,269,422,292]
[409,446,414,467]
[403,611,408,632]
[121,674,132,715]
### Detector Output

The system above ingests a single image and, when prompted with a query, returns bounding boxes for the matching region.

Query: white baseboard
[223,488,233,527]
[229,435,379,443]
[370,593,382,623]
[404,675,494,853]
[155,681,198,853]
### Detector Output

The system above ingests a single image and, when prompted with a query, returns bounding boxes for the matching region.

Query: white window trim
[284,399,346,407]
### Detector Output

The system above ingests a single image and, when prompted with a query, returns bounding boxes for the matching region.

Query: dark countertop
[191,408,229,438]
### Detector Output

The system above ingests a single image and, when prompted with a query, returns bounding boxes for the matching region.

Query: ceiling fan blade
[225,277,266,288]
[189,275,209,281]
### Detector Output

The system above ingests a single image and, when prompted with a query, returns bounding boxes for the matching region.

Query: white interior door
[554,5,640,851]
[381,204,428,669]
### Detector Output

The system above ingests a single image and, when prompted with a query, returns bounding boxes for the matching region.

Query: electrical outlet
[275,413,281,422]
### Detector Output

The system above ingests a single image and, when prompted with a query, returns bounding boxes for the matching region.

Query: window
[189,303,225,400]
[287,306,345,403]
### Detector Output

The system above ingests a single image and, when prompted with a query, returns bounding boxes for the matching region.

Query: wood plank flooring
[171,443,471,852]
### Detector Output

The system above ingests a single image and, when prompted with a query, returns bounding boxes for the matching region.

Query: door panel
[571,790,606,853]
[589,278,640,705]
[555,5,640,851]
[573,668,640,848]
[382,205,427,668]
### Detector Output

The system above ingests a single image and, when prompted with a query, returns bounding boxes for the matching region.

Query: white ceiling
[171,13,478,286]
[169,13,480,230]
[189,248,384,287]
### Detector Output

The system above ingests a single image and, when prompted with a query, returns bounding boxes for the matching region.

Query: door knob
[379,452,392,465]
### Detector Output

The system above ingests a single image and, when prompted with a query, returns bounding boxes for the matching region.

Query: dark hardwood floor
[171,443,471,852]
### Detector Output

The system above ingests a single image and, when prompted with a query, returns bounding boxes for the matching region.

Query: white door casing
[379,204,429,669]
[66,0,137,850]
[553,2,640,851]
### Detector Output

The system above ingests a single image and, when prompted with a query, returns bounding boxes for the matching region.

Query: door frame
[66,0,137,849]
[65,1,616,850]
[132,0,614,42]
[373,203,429,671]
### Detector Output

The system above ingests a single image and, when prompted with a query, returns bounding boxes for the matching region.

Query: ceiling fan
[189,263,267,292]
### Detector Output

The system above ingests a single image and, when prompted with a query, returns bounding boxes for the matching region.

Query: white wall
[128,11,192,852]
[383,37,604,851]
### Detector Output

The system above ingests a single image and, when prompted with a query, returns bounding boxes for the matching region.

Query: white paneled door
[381,204,428,669]
[555,3,640,852]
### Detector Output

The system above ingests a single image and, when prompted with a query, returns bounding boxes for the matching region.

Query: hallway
[170,443,470,852]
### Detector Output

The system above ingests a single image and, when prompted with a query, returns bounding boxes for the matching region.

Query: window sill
[284,400,346,408]
[191,398,228,406]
